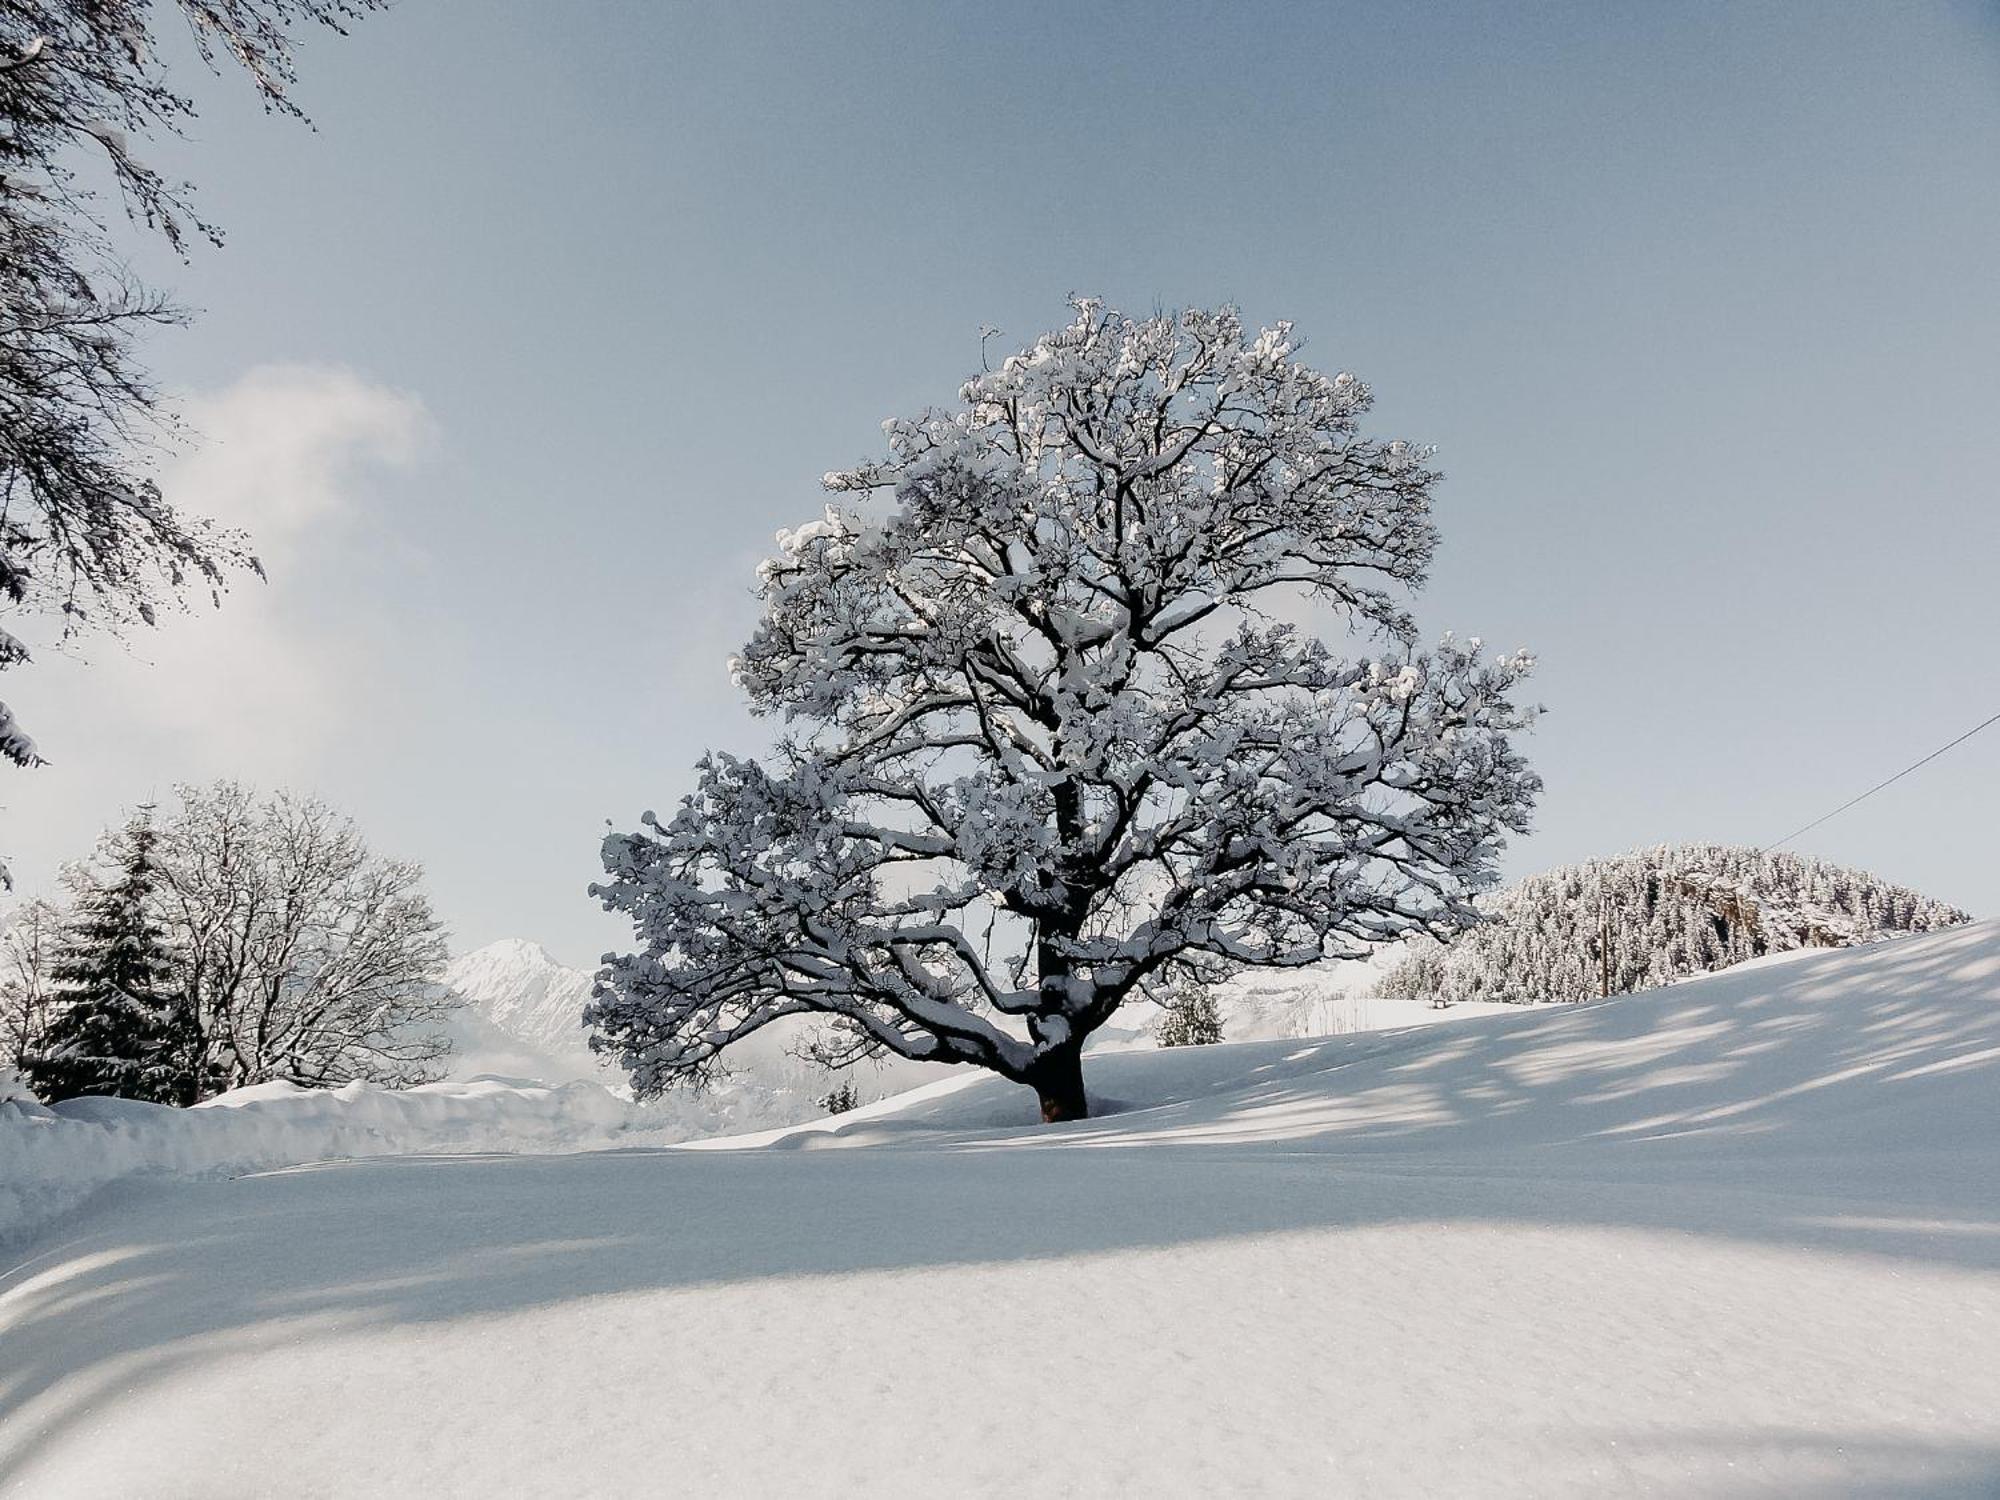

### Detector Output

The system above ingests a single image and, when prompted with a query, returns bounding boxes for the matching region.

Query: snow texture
[0,1073,824,1253]
[4,920,1999,1495]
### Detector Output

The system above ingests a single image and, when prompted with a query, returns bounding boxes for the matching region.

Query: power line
[1763,708,2000,853]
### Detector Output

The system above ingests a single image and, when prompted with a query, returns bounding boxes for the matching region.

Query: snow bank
[0,1074,813,1251]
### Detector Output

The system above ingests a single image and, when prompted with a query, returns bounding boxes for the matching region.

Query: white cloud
[173,364,431,558]
[107,366,430,756]
[2,365,432,891]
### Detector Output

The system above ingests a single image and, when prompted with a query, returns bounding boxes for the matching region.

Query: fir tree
[819,1080,860,1115]
[24,816,189,1104]
[1157,980,1225,1047]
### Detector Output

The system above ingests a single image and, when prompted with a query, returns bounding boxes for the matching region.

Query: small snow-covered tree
[23,814,189,1103]
[0,895,61,1069]
[590,301,1539,1121]
[1155,976,1224,1048]
[819,1080,859,1115]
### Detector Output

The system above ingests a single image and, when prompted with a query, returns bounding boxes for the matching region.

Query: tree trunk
[1027,1045,1089,1123]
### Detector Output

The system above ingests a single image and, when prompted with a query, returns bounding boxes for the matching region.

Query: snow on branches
[591,301,1541,1119]
[1381,843,1973,1006]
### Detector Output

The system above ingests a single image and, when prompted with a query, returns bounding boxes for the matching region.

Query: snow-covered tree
[0,895,61,1069]
[819,1080,860,1115]
[1155,976,1224,1047]
[23,813,189,1103]
[591,301,1540,1121]
[1380,843,1972,1006]
[0,0,382,875]
[146,782,455,1095]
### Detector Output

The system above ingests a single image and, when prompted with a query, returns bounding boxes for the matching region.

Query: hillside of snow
[6,921,1999,1496]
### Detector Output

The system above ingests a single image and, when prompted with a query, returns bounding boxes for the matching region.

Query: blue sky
[9,0,2000,965]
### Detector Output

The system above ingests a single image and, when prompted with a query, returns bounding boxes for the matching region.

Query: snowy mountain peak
[464,936,562,969]
[444,939,597,1053]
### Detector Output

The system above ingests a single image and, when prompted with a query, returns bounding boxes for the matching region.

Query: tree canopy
[590,301,1540,1120]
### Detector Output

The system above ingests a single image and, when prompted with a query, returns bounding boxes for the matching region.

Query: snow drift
[0,1074,813,1251]
[1,959,1512,1254]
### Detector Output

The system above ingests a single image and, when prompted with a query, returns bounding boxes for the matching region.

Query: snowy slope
[5,922,1999,1497]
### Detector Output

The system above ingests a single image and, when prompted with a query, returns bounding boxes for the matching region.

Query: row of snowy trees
[1379,843,1971,1007]
[1,783,453,1105]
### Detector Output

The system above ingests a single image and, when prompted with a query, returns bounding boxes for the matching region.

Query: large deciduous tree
[590,302,1540,1121]
[0,0,382,870]
[149,782,454,1095]
[0,894,61,1070]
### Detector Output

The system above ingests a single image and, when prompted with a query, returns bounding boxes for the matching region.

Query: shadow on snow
[3,922,1998,1484]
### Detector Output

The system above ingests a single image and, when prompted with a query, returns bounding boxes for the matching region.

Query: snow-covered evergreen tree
[1156,979,1225,1047]
[23,815,189,1103]
[590,300,1540,1121]
[1380,843,1971,1006]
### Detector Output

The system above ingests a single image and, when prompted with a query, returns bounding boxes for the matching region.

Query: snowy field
[4,922,1999,1496]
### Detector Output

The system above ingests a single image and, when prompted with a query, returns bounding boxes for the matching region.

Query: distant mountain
[1381,843,1972,1006]
[444,939,596,1056]
[440,934,1465,1086]
[441,938,956,1104]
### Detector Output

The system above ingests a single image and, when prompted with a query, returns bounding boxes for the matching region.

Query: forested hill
[1381,844,1972,1006]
